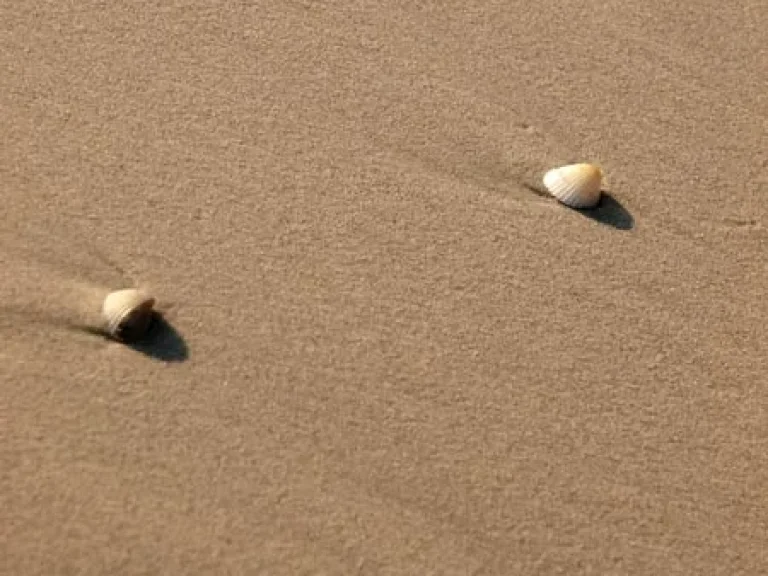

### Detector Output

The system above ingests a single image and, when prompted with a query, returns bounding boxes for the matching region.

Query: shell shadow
[570,191,634,231]
[121,311,189,362]
[78,311,189,362]
[2,305,191,363]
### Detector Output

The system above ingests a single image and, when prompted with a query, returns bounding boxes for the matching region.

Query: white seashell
[542,163,604,209]
[101,289,156,342]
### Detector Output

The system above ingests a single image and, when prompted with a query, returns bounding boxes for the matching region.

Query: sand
[2,1,767,574]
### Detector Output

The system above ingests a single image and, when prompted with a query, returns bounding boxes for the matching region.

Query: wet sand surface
[2,1,767,574]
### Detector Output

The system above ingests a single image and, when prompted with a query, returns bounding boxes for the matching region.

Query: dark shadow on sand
[571,192,634,231]
[0,305,188,362]
[79,311,189,362]
[122,312,189,362]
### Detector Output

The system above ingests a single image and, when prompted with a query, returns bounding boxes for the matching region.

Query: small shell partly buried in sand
[101,289,156,342]
[543,163,604,209]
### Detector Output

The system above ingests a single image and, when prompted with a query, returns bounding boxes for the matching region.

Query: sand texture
[2,1,768,574]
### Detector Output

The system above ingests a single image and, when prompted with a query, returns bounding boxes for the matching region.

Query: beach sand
[2,1,767,574]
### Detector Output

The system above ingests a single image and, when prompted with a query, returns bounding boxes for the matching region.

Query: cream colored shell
[542,163,604,209]
[101,289,156,341]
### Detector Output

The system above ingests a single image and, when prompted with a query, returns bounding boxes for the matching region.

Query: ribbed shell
[101,289,156,341]
[542,163,603,209]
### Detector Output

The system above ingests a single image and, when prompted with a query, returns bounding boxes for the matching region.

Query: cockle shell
[542,163,604,209]
[101,289,156,342]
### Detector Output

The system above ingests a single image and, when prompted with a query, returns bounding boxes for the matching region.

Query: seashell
[542,163,604,209]
[101,289,156,342]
